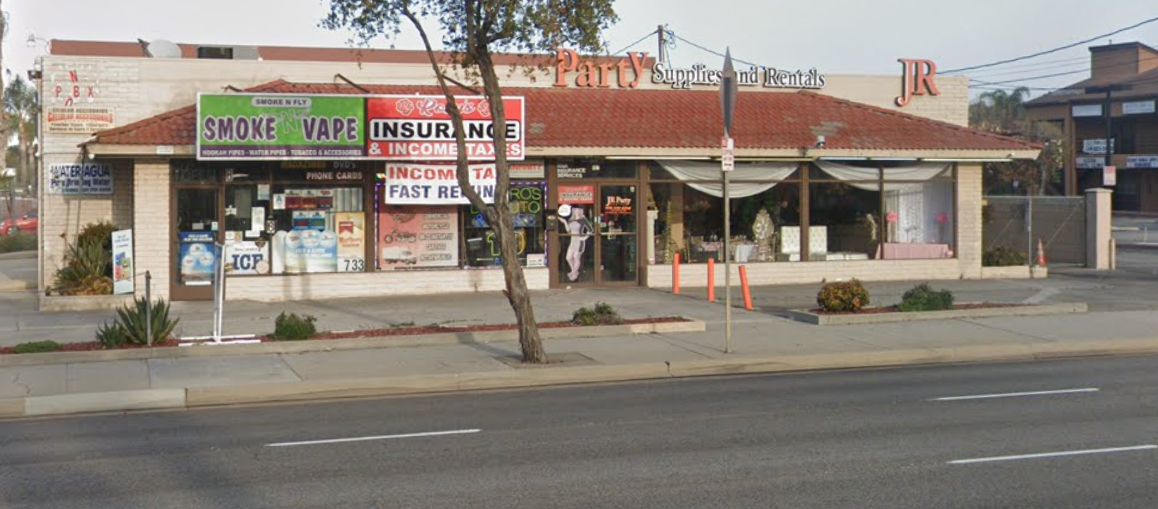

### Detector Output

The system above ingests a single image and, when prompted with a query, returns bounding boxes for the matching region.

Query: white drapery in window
[657,161,798,198]
[813,161,954,246]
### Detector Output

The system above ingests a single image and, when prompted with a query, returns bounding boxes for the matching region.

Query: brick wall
[957,164,983,278]
[225,267,550,302]
[648,259,963,289]
[38,157,134,292]
[132,160,170,299]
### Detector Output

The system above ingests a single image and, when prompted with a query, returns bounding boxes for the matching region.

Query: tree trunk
[492,201,547,363]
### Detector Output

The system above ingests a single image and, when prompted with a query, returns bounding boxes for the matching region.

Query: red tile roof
[90,79,1038,152]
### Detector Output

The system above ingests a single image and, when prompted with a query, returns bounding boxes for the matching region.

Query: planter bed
[786,302,1087,326]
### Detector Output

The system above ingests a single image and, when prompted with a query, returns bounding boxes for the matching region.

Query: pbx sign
[896,59,940,107]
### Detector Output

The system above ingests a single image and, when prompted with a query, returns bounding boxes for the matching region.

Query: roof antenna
[334,73,371,93]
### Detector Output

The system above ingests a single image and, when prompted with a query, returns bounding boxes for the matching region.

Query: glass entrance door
[555,184,638,286]
[172,187,219,301]
[597,185,638,284]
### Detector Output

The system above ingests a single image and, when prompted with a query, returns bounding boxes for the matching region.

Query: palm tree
[969,87,1031,135]
[6,76,38,192]
[969,87,1063,195]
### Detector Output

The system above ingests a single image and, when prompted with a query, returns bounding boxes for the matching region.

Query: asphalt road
[4,356,1158,509]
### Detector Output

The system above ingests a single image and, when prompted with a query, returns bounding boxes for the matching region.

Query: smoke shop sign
[197,94,365,160]
[552,49,825,90]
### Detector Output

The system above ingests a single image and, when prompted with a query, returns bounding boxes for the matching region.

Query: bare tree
[324,0,617,363]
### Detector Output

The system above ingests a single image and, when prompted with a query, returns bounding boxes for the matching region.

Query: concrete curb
[0,320,707,367]
[1117,242,1158,251]
[0,250,36,260]
[0,280,33,291]
[8,336,1158,419]
[785,303,1087,325]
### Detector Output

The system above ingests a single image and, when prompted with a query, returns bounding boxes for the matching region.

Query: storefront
[36,41,1039,303]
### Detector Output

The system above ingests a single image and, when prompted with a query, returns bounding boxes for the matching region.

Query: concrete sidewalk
[5,299,1158,418]
[7,251,1158,417]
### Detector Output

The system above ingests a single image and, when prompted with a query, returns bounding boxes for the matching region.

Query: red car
[0,211,37,235]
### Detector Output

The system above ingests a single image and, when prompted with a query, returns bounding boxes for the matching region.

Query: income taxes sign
[197,94,366,160]
[366,95,525,161]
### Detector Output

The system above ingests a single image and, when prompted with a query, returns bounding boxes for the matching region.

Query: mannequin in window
[559,207,593,282]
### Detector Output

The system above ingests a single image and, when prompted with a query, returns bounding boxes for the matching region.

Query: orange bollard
[739,265,753,311]
[707,258,716,302]
[672,253,681,295]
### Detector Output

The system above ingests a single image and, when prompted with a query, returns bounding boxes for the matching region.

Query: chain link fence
[983,196,1086,266]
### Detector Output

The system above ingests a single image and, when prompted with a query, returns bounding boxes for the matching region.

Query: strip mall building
[34,40,1038,304]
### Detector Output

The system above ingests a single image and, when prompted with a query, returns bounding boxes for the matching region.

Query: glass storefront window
[882,168,955,259]
[557,159,637,180]
[808,182,881,261]
[463,182,547,267]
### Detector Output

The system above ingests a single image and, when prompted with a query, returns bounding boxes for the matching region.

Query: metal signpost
[180,243,259,345]
[720,49,738,354]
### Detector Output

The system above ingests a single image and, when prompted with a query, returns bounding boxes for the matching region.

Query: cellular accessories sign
[48,163,113,195]
[196,93,525,161]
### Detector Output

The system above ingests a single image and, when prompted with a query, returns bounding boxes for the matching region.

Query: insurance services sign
[196,93,524,161]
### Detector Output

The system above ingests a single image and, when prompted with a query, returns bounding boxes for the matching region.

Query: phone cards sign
[49,163,113,195]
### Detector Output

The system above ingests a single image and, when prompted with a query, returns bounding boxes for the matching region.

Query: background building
[1027,42,1158,212]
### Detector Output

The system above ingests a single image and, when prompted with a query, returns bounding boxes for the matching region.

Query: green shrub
[75,221,117,254]
[54,222,117,295]
[274,312,317,341]
[13,341,61,354]
[95,297,179,348]
[817,279,871,313]
[0,233,36,253]
[96,322,128,349]
[982,246,1026,267]
[572,302,624,326]
[898,283,955,312]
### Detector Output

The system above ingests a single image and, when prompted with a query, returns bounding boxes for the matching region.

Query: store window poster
[378,205,459,269]
[336,212,366,272]
[178,231,217,285]
[283,229,338,274]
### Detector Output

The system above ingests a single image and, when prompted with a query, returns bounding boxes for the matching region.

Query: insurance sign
[365,95,524,161]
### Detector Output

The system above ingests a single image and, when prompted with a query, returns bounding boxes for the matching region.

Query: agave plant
[114,297,179,345]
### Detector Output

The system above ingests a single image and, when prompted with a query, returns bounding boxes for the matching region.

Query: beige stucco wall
[226,266,550,302]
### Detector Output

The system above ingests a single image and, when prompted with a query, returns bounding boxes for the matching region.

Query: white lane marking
[932,388,1099,401]
[950,445,1157,465]
[266,428,481,447]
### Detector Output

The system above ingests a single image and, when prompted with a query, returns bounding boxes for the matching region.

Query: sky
[7,0,1158,98]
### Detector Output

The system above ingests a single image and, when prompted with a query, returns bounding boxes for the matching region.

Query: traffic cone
[1035,238,1047,267]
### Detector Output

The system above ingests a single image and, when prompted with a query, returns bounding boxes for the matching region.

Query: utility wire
[971,69,1092,86]
[610,29,659,56]
[669,33,762,68]
[968,55,1090,76]
[969,52,1158,89]
[943,15,1158,74]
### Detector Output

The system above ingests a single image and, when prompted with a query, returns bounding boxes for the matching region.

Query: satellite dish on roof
[140,39,181,58]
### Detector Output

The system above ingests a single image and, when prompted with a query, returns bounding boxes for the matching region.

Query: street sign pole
[722,137,734,353]
[719,48,738,354]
